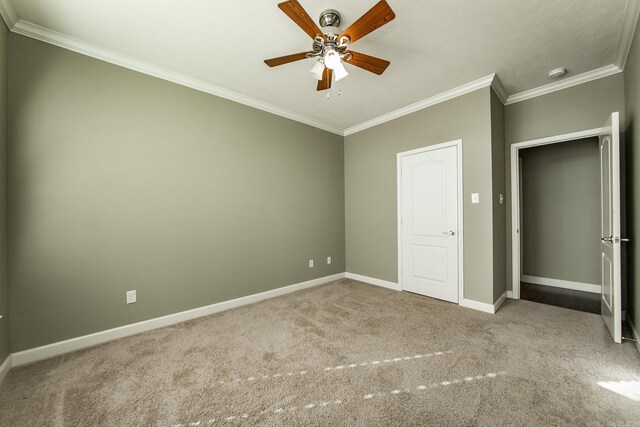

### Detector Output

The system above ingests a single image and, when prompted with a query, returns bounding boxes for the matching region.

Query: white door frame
[397,139,464,303]
[510,127,604,299]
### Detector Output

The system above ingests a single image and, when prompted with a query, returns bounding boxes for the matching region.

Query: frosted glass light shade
[324,50,341,70]
[309,60,324,80]
[333,61,349,81]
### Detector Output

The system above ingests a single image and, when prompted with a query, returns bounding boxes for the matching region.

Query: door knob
[601,236,613,242]
[443,230,456,236]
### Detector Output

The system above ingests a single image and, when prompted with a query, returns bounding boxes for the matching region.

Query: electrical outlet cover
[126,290,136,304]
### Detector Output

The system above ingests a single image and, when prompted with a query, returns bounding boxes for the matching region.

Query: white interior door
[400,145,459,303]
[599,112,622,343]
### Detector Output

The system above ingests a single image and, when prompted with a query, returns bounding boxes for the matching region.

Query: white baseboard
[494,291,508,312]
[629,318,640,356]
[345,272,401,291]
[459,298,494,314]
[0,354,11,384]
[521,275,601,294]
[507,290,514,299]
[460,292,508,314]
[11,273,345,367]
[345,273,507,315]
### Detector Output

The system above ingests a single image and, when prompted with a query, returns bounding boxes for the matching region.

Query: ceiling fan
[264,0,395,91]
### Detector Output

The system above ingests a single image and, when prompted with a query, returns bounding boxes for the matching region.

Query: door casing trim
[509,127,605,299]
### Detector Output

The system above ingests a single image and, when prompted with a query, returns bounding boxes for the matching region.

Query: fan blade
[317,68,332,91]
[278,0,324,39]
[340,0,395,44]
[345,51,390,75]
[264,52,313,67]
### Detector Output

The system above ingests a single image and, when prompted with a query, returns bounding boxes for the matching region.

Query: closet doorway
[510,113,624,343]
[519,137,601,313]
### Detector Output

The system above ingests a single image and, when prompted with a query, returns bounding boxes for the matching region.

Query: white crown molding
[617,0,640,69]
[505,64,622,105]
[0,0,16,29]
[11,272,346,366]
[344,74,496,136]
[10,19,344,136]
[490,74,508,104]
[0,2,637,134]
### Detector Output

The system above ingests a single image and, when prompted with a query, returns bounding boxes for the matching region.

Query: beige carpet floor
[1,278,640,426]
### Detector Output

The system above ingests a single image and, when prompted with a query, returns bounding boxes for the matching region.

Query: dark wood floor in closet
[521,282,600,314]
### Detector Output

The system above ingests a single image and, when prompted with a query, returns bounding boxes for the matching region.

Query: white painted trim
[459,299,495,314]
[460,292,507,314]
[11,273,345,367]
[629,318,640,356]
[9,20,344,136]
[0,0,636,133]
[617,0,640,69]
[506,290,514,299]
[521,275,601,294]
[345,272,401,291]
[0,0,16,29]
[511,127,606,149]
[0,354,11,384]
[510,126,607,300]
[344,75,495,136]
[396,140,464,306]
[505,65,622,105]
[490,74,509,105]
[2,16,634,136]
[0,4,633,135]
[494,291,508,312]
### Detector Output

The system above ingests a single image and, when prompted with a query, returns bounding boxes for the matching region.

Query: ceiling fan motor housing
[319,9,341,28]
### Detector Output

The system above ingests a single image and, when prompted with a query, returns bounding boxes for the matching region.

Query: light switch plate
[471,193,480,204]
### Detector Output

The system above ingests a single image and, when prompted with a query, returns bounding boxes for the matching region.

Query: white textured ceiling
[3,0,636,131]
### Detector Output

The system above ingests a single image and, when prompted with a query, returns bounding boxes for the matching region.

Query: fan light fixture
[309,60,325,80]
[265,1,395,91]
[324,49,341,69]
[309,50,349,83]
[333,62,349,81]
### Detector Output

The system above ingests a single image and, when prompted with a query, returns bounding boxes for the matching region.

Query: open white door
[599,112,622,343]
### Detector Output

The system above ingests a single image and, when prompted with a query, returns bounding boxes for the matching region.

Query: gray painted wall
[504,74,626,291]
[0,23,8,363]
[490,90,506,302]
[624,19,640,328]
[345,87,499,305]
[520,138,601,284]
[8,35,345,352]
